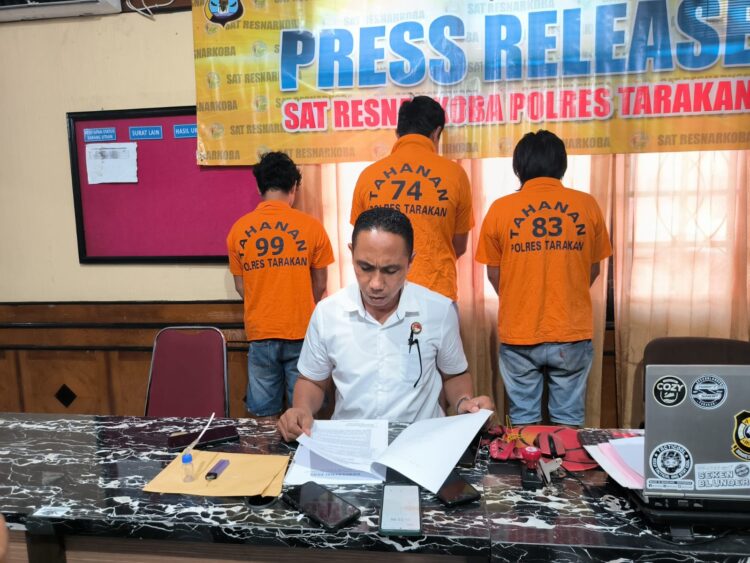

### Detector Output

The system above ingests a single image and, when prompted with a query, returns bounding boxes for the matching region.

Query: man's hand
[277,407,314,442]
[457,395,495,414]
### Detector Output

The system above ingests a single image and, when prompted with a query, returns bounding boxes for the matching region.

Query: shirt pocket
[400,344,425,387]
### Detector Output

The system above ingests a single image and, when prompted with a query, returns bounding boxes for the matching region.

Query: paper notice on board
[86,142,138,184]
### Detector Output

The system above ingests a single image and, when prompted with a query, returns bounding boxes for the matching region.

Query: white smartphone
[379,484,421,536]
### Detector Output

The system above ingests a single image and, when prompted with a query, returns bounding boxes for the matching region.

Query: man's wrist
[455,396,471,414]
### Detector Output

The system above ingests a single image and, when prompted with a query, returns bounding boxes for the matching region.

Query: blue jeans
[246,339,303,416]
[498,340,593,426]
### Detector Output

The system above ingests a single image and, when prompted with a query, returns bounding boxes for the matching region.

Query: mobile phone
[379,485,421,536]
[457,432,481,468]
[436,470,480,507]
[282,481,361,531]
[166,425,239,452]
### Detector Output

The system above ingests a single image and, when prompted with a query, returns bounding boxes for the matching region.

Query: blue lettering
[595,3,627,74]
[726,0,750,66]
[484,14,523,81]
[359,26,386,87]
[628,0,674,72]
[429,15,466,85]
[280,30,315,91]
[318,29,354,89]
[676,0,720,69]
[528,11,558,78]
[562,9,590,76]
[389,21,426,86]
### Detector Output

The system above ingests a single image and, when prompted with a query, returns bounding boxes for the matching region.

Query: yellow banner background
[193,0,750,164]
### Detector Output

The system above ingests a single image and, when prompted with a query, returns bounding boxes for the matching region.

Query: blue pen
[205,459,230,480]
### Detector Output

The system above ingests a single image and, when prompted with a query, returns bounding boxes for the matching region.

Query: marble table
[0,413,488,562]
[1,413,749,562]
[484,460,750,562]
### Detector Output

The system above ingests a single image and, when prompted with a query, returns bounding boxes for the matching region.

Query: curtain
[613,150,750,428]
[298,150,749,429]
[297,153,614,427]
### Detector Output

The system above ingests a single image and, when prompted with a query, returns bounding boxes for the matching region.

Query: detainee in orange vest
[350,96,474,301]
[476,130,612,427]
[227,152,334,418]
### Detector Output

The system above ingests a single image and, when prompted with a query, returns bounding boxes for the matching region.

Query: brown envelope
[143,450,289,497]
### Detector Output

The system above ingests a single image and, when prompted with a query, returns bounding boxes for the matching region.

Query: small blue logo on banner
[129,126,163,140]
[173,124,198,139]
[83,127,116,142]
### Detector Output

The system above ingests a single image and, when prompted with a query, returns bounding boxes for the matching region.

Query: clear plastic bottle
[182,451,195,483]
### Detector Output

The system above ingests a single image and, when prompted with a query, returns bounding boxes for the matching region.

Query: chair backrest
[145,326,228,417]
[643,336,750,366]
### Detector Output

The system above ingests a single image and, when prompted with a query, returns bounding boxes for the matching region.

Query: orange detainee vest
[476,178,612,345]
[351,135,474,301]
[227,201,334,341]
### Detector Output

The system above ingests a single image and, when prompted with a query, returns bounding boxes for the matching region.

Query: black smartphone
[457,431,482,468]
[166,425,239,452]
[282,481,361,531]
[379,484,421,536]
[436,470,480,507]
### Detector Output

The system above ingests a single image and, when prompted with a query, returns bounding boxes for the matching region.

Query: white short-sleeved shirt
[298,282,469,422]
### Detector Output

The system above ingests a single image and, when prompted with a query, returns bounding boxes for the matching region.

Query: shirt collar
[257,200,291,210]
[520,177,563,191]
[392,134,436,155]
[344,282,420,323]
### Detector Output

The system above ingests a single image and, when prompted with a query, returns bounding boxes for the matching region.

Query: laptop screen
[644,364,750,499]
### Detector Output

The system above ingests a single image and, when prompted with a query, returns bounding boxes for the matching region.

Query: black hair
[352,206,414,257]
[252,151,301,195]
[396,96,446,138]
[512,130,568,184]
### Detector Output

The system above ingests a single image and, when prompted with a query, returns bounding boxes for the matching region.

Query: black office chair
[643,336,750,367]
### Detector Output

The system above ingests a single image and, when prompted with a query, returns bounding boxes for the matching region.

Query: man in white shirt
[277,207,493,441]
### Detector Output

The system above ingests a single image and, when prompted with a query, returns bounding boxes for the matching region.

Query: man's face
[350,229,413,320]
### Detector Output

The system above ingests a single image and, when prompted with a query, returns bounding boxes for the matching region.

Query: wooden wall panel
[0,301,620,426]
[228,349,248,418]
[18,351,111,414]
[0,301,247,415]
[0,350,22,412]
[0,302,244,325]
[109,351,151,416]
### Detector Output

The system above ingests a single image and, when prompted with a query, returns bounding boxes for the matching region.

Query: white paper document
[285,410,493,494]
[286,419,389,485]
[610,436,644,476]
[86,142,138,184]
[584,442,644,489]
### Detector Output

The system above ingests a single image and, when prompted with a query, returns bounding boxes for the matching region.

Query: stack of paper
[583,435,645,489]
[285,409,492,494]
[144,450,289,497]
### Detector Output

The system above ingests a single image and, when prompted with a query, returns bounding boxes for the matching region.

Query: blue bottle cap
[182,452,193,464]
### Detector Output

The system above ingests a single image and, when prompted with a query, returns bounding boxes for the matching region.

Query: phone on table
[282,481,361,531]
[166,425,239,452]
[457,432,481,468]
[379,484,421,536]
[436,469,481,507]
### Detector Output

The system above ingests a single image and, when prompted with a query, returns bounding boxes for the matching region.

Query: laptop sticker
[695,462,750,490]
[732,410,750,461]
[653,376,686,407]
[650,442,693,480]
[646,478,694,490]
[689,375,728,409]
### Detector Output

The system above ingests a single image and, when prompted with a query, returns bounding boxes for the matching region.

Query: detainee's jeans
[246,339,303,416]
[499,340,593,426]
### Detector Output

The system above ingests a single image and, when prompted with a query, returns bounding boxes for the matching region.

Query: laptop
[633,364,750,526]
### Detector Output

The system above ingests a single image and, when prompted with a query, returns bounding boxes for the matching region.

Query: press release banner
[192,0,750,165]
